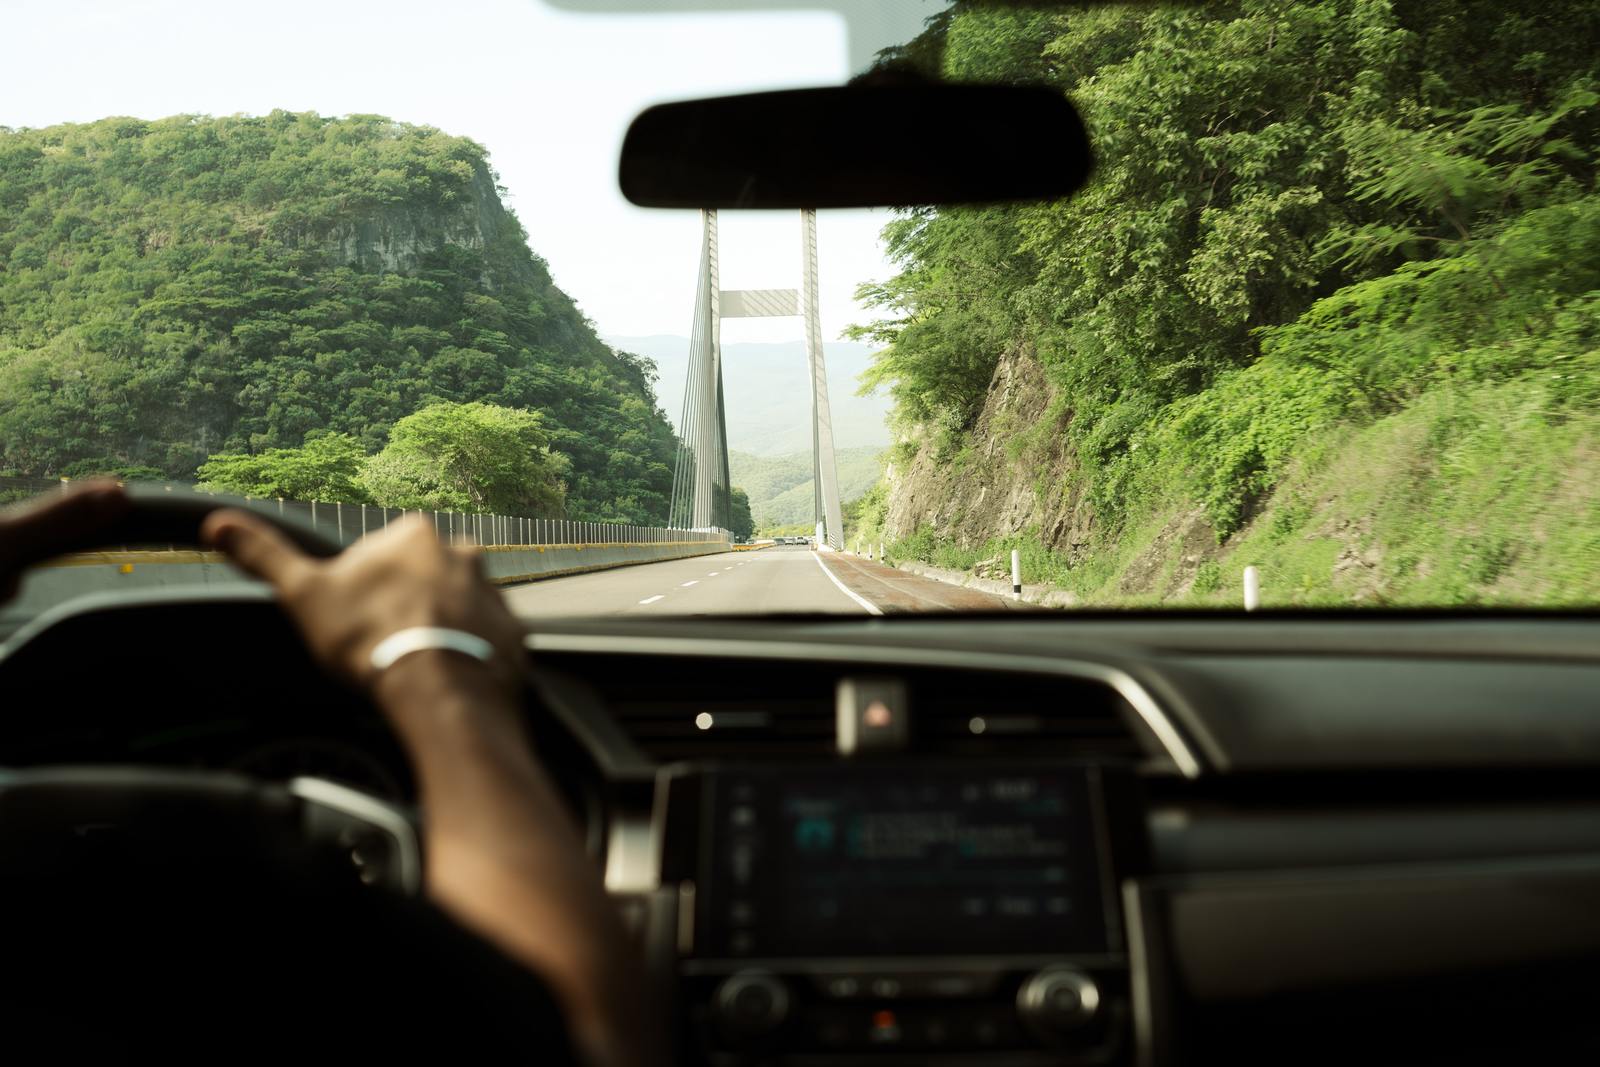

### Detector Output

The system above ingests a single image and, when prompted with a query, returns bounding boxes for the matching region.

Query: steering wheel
[0,487,418,892]
[39,482,346,559]
[0,487,593,1059]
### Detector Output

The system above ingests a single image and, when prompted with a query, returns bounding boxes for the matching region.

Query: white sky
[2,0,922,345]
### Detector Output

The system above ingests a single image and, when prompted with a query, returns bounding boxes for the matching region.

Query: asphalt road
[501,544,1024,617]
[501,545,870,618]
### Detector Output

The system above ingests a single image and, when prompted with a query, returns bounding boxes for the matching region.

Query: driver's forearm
[374,653,652,1067]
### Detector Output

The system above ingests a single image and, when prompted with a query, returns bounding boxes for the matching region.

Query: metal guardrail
[0,476,724,548]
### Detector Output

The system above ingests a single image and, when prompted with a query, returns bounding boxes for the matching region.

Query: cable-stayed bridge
[667,210,845,548]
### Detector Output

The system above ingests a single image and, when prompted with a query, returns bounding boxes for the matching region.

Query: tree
[360,401,568,514]
[195,432,370,502]
[61,459,166,482]
[729,486,755,541]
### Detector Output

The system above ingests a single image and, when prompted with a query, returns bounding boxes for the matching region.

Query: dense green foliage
[0,112,676,522]
[859,0,1600,603]
[361,402,567,514]
[197,401,568,514]
[196,430,371,502]
[729,486,755,541]
[841,480,889,549]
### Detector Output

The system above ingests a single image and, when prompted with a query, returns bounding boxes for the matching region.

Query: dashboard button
[714,971,791,1039]
[816,1019,850,1048]
[925,974,979,997]
[813,971,998,1000]
[728,843,754,883]
[868,1009,902,1044]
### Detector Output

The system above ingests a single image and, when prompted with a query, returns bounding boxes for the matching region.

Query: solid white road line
[812,552,884,616]
[638,595,664,605]
[680,580,699,587]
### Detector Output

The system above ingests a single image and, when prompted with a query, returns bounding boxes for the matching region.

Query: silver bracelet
[369,626,496,673]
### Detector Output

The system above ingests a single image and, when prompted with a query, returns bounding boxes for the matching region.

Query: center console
[659,761,1141,1063]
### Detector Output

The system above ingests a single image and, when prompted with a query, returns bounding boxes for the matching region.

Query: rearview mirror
[619,84,1093,209]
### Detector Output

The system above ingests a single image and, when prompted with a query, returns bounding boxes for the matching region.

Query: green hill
[0,112,675,522]
[730,446,884,531]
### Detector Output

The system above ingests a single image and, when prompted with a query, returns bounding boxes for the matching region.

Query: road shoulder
[816,551,1028,613]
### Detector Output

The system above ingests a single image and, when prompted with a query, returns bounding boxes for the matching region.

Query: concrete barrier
[476,540,727,583]
[0,539,728,633]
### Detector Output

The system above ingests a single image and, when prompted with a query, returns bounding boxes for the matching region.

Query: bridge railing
[0,476,724,549]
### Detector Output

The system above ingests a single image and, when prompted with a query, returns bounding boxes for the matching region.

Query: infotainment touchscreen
[700,766,1116,958]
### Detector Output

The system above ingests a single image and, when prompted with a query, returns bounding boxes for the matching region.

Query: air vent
[910,670,1144,760]
[547,652,1144,765]
[609,696,834,761]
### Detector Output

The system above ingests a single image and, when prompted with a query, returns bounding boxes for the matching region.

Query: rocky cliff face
[881,343,1225,600]
[884,344,1092,549]
[322,165,520,285]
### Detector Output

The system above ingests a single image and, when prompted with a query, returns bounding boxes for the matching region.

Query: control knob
[1017,966,1100,1040]
[713,971,791,1040]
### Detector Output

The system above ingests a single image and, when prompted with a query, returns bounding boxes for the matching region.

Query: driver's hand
[203,508,653,1067]
[0,482,129,603]
[200,509,528,697]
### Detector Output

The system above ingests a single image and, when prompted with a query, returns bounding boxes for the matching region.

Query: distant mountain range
[729,446,885,530]
[606,335,892,457]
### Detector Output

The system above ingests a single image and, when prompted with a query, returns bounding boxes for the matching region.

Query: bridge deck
[501,545,1018,617]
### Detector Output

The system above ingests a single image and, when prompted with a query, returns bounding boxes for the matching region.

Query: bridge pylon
[669,209,844,548]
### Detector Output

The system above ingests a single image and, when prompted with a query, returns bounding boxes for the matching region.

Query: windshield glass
[3,0,1597,627]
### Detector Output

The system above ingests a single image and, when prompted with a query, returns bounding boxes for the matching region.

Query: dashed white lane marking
[680,580,699,587]
[812,552,883,616]
[638,595,664,605]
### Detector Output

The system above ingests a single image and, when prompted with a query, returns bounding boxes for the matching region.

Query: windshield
[3,0,1597,626]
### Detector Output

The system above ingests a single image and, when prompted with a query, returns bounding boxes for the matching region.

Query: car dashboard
[3,590,1600,1064]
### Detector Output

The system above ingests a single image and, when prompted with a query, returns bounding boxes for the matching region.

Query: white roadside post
[1011,549,1022,599]
[1243,566,1261,612]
